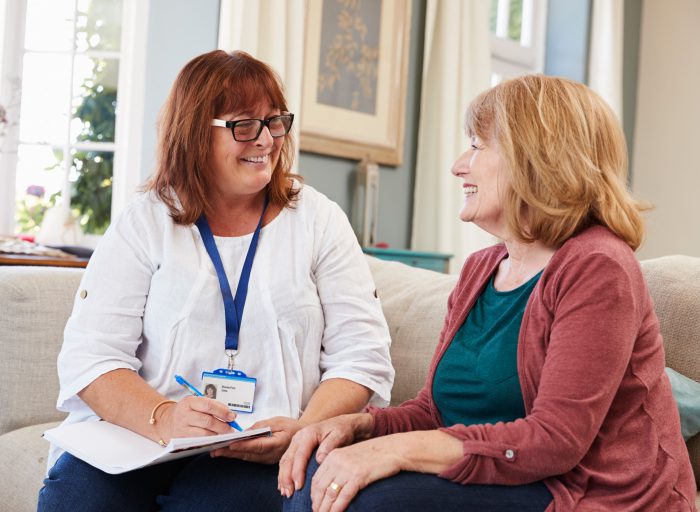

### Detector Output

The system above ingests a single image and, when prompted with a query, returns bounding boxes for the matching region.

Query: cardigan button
[504,449,515,460]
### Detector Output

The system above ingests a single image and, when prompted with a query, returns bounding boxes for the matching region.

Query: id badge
[201,369,256,413]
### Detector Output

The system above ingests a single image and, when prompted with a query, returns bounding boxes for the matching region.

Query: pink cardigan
[370,225,697,511]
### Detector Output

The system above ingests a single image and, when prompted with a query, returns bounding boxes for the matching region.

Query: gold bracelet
[149,399,176,446]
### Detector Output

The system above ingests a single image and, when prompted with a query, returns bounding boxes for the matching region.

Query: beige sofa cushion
[0,267,81,435]
[0,421,60,509]
[641,255,700,486]
[641,256,700,381]
[367,256,457,406]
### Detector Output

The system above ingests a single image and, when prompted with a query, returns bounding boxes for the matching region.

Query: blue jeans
[283,454,553,512]
[38,451,281,511]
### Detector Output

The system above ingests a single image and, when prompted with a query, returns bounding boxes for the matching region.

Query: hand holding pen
[175,375,243,431]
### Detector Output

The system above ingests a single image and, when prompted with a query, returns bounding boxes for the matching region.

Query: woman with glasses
[38,50,394,511]
[279,75,697,511]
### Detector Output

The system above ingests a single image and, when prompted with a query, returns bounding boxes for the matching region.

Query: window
[489,0,548,85]
[1,0,123,239]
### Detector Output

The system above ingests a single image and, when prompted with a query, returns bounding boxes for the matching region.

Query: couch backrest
[0,266,83,436]
[366,256,457,406]
[370,254,700,484]
[1,255,698,483]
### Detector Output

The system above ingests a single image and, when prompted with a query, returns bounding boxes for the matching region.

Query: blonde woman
[279,75,697,511]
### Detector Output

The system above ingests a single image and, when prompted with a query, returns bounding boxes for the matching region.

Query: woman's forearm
[298,378,372,426]
[394,430,464,474]
[78,368,170,442]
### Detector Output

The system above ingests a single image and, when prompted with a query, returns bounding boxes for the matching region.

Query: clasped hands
[277,413,408,512]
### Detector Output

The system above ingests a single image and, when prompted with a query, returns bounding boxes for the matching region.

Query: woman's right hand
[159,395,238,442]
[277,413,374,498]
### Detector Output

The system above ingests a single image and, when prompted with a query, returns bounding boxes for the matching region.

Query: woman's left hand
[309,435,404,512]
[210,416,303,464]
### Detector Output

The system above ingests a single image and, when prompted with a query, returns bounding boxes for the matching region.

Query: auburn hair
[146,50,301,224]
[464,74,648,250]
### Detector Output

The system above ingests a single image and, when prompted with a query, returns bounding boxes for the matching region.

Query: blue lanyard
[195,193,269,363]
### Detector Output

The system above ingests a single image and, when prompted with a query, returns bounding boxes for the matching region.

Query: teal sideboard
[362,247,453,273]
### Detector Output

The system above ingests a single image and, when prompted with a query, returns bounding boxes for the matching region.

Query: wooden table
[0,253,89,268]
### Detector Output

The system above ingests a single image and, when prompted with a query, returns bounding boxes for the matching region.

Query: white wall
[633,0,700,259]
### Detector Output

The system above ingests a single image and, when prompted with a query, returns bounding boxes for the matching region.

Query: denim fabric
[283,454,552,512]
[38,452,281,512]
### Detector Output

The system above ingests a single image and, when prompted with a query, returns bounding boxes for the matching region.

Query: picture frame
[300,0,412,166]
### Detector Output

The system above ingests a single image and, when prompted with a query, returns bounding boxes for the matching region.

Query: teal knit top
[433,271,541,427]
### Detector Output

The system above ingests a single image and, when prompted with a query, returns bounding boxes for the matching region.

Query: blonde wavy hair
[465,74,648,250]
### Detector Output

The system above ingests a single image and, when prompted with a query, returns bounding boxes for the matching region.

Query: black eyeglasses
[211,113,294,142]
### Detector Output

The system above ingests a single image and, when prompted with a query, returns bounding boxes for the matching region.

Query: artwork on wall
[300,0,411,166]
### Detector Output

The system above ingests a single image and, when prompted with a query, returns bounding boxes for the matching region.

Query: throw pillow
[665,367,700,441]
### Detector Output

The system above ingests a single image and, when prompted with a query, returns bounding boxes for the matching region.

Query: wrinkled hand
[160,395,238,442]
[210,416,303,464]
[309,436,404,512]
[278,413,373,498]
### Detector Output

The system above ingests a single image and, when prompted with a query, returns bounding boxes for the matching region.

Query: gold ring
[328,481,342,493]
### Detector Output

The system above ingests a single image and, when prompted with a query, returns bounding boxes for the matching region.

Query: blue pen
[174,374,243,431]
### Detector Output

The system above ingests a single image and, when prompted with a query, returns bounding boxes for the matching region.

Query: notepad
[43,420,271,474]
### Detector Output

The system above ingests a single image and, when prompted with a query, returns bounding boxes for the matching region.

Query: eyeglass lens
[233,115,293,142]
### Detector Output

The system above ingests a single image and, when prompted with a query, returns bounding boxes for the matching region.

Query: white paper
[43,420,271,474]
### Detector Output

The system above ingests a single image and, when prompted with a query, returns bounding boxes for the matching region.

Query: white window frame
[490,0,548,82]
[0,0,27,235]
[0,0,147,238]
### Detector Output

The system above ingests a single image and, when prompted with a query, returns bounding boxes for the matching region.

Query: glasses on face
[211,113,294,142]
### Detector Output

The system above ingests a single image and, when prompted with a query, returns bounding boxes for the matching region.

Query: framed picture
[300,0,411,166]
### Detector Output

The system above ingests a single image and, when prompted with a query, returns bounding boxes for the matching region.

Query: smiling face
[451,133,511,237]
[209,101,284,201]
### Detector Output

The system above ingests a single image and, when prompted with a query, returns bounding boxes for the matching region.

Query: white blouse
[50,183,394,468]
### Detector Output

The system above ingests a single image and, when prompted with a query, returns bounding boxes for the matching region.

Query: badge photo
[201,369,256,413]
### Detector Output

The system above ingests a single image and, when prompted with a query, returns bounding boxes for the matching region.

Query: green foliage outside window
[15,187,58,235]
[508,0,523,41]
[68,0,121,234]
[489,0,523,42]
[14,0,121,236]
[70,80,116,234]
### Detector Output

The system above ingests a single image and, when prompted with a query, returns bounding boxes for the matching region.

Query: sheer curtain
[411,0,494,272]
[588,0,624,120]
[217,0,305,169]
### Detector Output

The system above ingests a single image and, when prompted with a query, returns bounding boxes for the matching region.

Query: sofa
[1,255,699,510]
